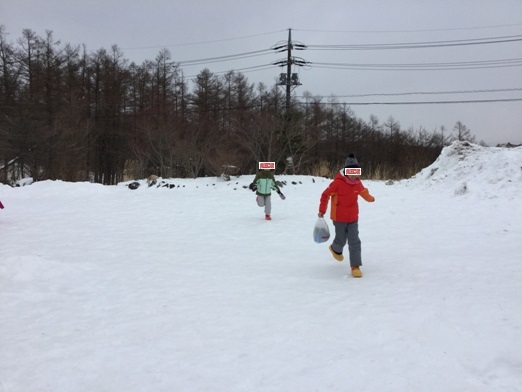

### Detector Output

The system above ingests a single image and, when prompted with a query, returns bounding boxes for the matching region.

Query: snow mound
[406,141,522,199]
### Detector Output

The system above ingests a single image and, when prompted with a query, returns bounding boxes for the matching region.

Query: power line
[307,34,522,51]
[125,33,521,74]
[177,49,273,66]
[295,22,522,34]
[310,58,522,71]
[121,30,285,50]
[299,88,522,98]
[2,98,520,117]
[298,98,522,106]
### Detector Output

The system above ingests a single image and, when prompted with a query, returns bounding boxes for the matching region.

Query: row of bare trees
[0,28,473,184]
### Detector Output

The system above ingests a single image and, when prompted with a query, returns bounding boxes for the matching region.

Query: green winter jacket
[251,171,280,196]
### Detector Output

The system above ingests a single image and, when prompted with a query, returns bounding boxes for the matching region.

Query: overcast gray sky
[2,0,521,145]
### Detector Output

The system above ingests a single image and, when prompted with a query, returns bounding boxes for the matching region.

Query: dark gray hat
[344,153,360,168]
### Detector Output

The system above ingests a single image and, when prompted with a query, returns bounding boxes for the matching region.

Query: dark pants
[332,221,362,267]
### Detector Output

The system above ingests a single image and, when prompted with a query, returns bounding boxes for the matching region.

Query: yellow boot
[351,266,363,278]
[329,245,344,261]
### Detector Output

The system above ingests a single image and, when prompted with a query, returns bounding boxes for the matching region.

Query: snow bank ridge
[408,141,522,199]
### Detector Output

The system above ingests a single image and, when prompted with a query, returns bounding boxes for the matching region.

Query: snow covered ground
[1,142,521,392]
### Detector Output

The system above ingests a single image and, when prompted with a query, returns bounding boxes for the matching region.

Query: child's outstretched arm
[360,188,375,202]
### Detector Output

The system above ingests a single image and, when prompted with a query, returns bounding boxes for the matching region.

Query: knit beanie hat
[344,153,360,168]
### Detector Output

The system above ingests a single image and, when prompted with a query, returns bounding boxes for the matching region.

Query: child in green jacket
[249,169,285,220]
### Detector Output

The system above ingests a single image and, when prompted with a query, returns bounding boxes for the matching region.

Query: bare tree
[234,111,284,170]
[45,100,92,180]
[130,113,185,178]
[173,120,217,178]
[0,25,20,106]
[452,121,476,143]
[384,116,401,140]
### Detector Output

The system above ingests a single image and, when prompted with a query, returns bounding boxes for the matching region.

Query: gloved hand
[248,183,257,192]
[278,191,286,200]
[360,188,375,202]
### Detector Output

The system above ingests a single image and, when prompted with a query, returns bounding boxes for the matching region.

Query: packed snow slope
[405,140,522,199]
[1,142,521,392]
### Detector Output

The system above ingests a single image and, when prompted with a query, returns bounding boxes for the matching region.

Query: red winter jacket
[319,171,374,223]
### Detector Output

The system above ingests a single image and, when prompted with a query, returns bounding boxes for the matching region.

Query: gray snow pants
[256,195,272,214]
[332,221,362,267]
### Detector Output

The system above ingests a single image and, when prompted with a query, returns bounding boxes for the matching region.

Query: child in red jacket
[318,154,375,277]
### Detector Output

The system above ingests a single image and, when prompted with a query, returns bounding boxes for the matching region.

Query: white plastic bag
[313,217,330,243]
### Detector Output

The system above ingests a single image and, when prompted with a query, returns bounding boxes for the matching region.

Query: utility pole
[272,28,308,112]
[285,29,292,110]
[272,29,309,174]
